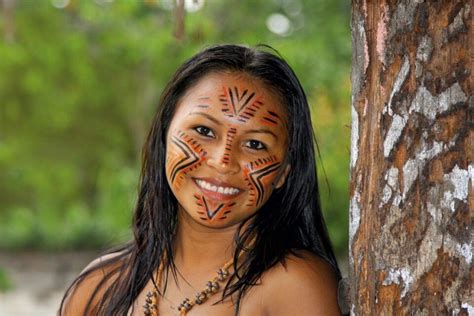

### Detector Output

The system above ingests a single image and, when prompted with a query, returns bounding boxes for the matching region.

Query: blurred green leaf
[0,267,12,293]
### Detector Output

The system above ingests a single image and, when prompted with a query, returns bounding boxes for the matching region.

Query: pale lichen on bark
[416,35,433,63]
[458,303,474,315]
[402,140,444,200]
[446,4,468,41]
[351,10,368,98]
[440,165,470,212]
[349,1,367,270]
[382,266,413,297]
[409,83,467,120]
[380,167,399,206]
[385,0,420,65]
[350,103,359,169]
[383,113,408,158]
[384,55,410,116]
[349,189,361,244]
[428,164,472,219]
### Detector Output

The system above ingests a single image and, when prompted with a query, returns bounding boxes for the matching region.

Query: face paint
[219,86,263,122]
[167,130,207,190]
[260,110,281,126]
[194,193,236,221]
[243,155,281,207]
[195,96,211,109]
[166,72,289,228]
[221,127,237,165]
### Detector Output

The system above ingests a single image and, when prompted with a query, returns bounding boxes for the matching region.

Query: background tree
[350,0,472,314]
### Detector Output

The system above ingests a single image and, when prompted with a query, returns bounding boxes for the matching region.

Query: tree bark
[174,0,185,41]
[2,0,15,43]
[349,0,472,315]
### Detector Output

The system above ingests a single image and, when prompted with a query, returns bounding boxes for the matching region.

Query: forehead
[174,72,287,125]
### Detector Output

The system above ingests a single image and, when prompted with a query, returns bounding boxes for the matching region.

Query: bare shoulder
[60,251,127,315]
[260,250,341,316]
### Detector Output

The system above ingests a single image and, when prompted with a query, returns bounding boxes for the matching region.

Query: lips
[193,177,243,201]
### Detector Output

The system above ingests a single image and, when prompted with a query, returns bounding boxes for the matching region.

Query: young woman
[60,44,342,315]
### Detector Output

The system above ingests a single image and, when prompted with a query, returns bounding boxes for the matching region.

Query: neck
[173,208,238,272]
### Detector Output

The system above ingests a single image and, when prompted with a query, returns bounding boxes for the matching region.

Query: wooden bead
[205,281,213,293]
[195,291,207,304]
[211,281,219,292]
[143,248,248,316]
[178,298,192,312]
[217,268,229,281]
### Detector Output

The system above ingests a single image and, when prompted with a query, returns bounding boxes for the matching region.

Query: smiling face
[165,72,289,228]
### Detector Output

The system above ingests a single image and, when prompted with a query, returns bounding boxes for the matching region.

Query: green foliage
[0,0,351,256]
[0,267,12,292]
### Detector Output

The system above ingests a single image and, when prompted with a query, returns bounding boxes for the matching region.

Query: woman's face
[166,72,289,228]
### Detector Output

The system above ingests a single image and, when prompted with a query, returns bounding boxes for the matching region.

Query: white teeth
[195,179,239,195]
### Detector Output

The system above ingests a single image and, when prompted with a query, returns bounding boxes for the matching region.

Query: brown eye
[194,126,215,138]
[245,140,266,150]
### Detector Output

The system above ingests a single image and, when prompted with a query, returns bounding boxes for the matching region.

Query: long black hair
[60,44,340,315]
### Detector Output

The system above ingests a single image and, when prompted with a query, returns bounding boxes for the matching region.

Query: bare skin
[60,252,124,315]
[62,250,340,315]
[129,215,341,315]
[61,72,341,315]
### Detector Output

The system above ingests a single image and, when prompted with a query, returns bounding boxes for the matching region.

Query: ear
[274,164,291,189]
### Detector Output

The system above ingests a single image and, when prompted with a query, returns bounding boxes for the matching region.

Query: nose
[206,131,240,175]
[207,155,241,174]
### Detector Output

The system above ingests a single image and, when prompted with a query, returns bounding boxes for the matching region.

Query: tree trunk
[2,0,15,43]
[174,0,185,41]
[349,0,472,315]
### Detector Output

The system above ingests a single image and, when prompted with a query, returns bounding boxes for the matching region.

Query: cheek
[243,155,281,207]
[166,130,207,190]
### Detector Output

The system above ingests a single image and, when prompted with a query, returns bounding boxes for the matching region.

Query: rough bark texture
[349,0,473,315]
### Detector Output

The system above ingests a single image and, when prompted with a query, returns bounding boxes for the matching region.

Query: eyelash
[245,140,266,150]
[193,126,267,151]
[193,126,215,138]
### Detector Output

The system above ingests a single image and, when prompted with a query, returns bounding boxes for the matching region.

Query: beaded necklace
[142,256,235,315]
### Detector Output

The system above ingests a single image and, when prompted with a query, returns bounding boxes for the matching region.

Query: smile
[195,179,240,195]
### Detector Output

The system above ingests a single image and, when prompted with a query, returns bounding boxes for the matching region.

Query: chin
[196,217,239,229]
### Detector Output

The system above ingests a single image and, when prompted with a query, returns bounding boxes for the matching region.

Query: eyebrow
[189,111,222,125]
[189,112,279,139]
[244,128,278,140]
